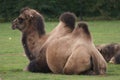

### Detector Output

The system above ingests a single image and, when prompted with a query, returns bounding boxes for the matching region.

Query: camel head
[12,7,45,35]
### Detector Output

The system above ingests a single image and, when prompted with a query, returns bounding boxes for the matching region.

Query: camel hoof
[23,66,29,72]
[109,61,114,64]
[109,57,115,64]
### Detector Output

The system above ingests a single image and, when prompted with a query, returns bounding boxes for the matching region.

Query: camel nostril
[11,18,18,30]
[11,24,17,30]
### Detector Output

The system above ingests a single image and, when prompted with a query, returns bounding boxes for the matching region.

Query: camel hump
[78,22,88,28]
[59,12,76,29]
[77,22,90,36]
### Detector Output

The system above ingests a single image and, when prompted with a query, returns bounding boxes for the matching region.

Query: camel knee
[23,66,29,72]
[100,67,107,75]
[109,57,115,64]
[27,60,40,72]
[63,67,73,75]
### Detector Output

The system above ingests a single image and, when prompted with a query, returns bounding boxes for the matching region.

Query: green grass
[0,21,120,80]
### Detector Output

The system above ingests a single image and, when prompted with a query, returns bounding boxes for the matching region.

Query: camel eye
[18,17,24,24]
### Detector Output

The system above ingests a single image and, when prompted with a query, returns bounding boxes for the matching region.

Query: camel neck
[22,31,42,60]
[22,33,34,60]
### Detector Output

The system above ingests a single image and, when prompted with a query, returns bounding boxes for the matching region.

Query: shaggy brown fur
[96,43,120,64]
[12,7,51,72]
[27,12,77,72]
[46,22,107,75]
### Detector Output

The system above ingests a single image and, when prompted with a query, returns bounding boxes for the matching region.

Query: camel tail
[59,12,76,29]
[91,50,107,75]
[91,54,101,75]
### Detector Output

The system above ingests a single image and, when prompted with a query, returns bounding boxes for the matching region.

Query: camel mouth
[11,24,17,30]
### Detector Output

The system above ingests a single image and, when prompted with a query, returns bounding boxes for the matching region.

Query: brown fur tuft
[77,22,90,36]
[32,14,45,35]
[20,7,31,13]
[59,12,76,30]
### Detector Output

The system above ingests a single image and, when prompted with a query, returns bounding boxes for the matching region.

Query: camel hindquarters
[63,47,91,74]
[46,44,68,74]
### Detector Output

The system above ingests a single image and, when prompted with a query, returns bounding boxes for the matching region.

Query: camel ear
[26,13,34,20]
[29,14,33,18]
[20,7,33,19]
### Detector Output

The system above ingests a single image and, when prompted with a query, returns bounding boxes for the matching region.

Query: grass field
[0,21,120,80]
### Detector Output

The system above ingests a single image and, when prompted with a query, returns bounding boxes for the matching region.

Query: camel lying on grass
[12,7,76,72]
[96,43,120,64]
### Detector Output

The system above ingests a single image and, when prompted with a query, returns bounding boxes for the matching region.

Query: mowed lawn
[0,21,120,80]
